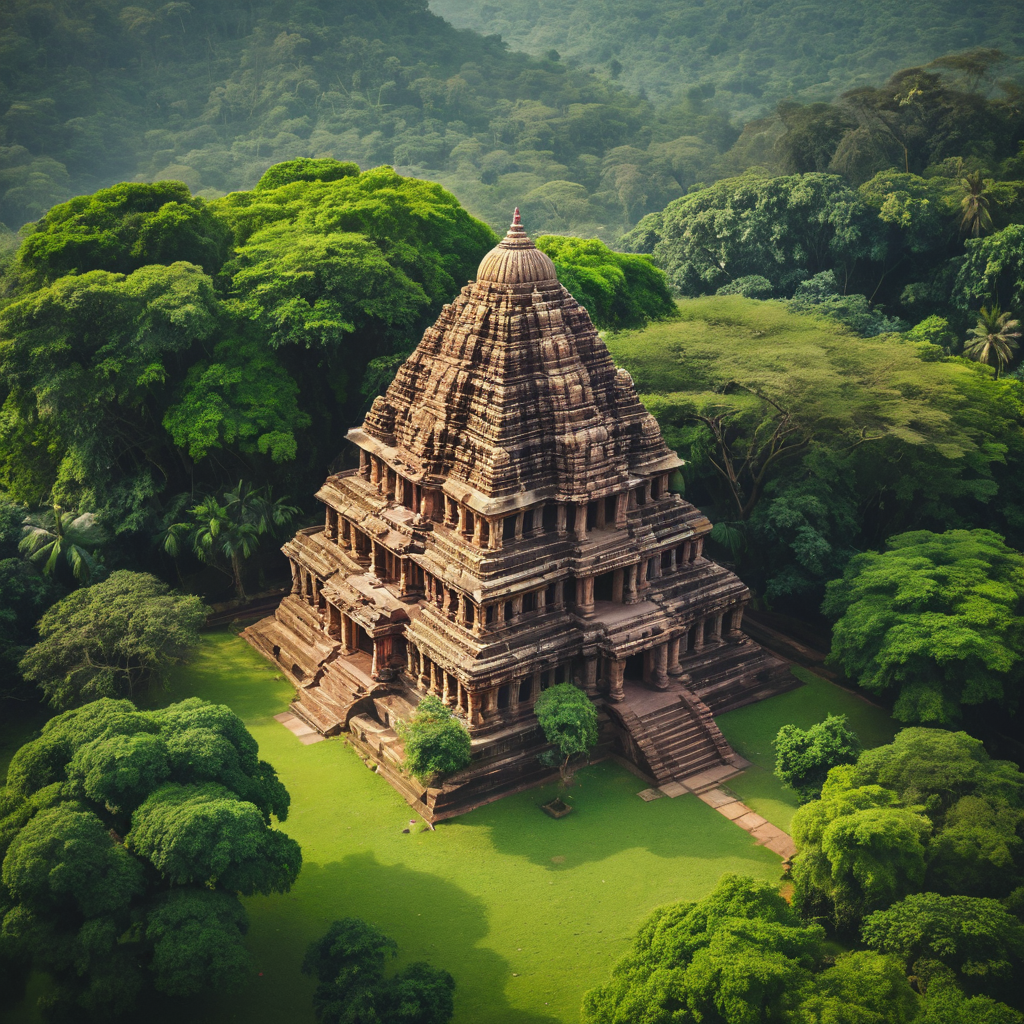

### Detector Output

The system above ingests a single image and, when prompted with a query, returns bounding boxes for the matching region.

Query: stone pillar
[443,496,456,528]
[399,558,408,596]
[370,457,381,490]
[442,672,453,704]
[473,515,484,547]
[395,474,405,507]
[729,604,745,637]
[694,536,704,560]
[490,519,503,550]
[575,502,588,542]
[556,504,567,535]
[553,579,565,610]
[608,658,626,702]
[643,479,653,504]
[651,553,663,579]
[327,603,340,639]
[290,560,300,595]
[712,611,725,644]
[637,559,651,595]
[653,643,670,690]
[531,668,542,701]
[514,512,524,541]
[472,603,484,635]
[667,636,683,677]
[612,568,624,604]
[583,654,599,696]
[536,587,547,614]
[693,618,706,653]
[595,497,606,529]
[615,492,628,528]
[624,563,639,604]
[511,595,524,624]
[578,575,596,618]
[669,546,678,572]
[359,449,370,478]
[371,637,381,680]
[429,661,440,695]
[467,690,483,727]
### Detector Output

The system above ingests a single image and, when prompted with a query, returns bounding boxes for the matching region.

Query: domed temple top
[476,208,558,286]
[352,206,681,514]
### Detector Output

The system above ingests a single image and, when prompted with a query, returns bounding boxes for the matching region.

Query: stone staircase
[607,682,745,789]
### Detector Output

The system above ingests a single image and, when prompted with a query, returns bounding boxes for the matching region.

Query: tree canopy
[774,714,862,803]
[397,694,472,784]
[823,529,1024,725]
[0,697,299,1019]
[20,570,207,710]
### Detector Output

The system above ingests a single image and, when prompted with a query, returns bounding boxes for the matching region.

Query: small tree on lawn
[774,714,862,802]
[535,683,599,793]
[398,694,471,784]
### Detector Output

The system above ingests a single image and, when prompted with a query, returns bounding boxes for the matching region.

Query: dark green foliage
[774,715,862,802]
[397,694,471,783]
[863,893,1024,1007]
[303,918,455,1024]
[791,729,1024,930]
[823,529,1024,725]
[535,235,676,331]
[19,570,206,710]
[787,271,905,336]
[0,697,298,1019]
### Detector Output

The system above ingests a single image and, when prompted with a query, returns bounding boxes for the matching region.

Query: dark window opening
[523,510,534,534]
[646,558,655,581]
[541,670,553,690]
[604,495,616,523]
[545,583,556,606]
[497,684,510,710]
[465,603,475,626]
[586,501,598,530]
[594,571,615,601]
[523,592,536,613]
[518,677,533,703]
[486,605,496,625]
[357,628,373,655]
[564,578,577,605]
[652,476,662,499]
[624,653,644,680]
[504,600,513,622]
[567,504,578,533]
[636,486,647,507]
[555,665,566,685]
[503,516,516,541]
[661,550,672,570]
[542,504,557,531]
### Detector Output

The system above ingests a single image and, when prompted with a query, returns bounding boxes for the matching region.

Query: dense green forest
[430,0,1023,109]
[2,0,1022,243]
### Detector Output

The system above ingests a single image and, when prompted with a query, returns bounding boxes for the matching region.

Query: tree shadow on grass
[150,851,563,1024]
[447,760,778,873]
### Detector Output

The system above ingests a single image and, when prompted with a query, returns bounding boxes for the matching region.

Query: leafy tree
[164,482,299,602]
[956,225,1024,314]
[535,234,676,331]
[621,172,881,298]
[0,697,299,1020]
[303,918,455,1024]
[796,950,919,1024]
[19,570,206,710]
[862,893,1024,1007]
[534,683,599,790]
[964,305,1021,378]
[823,529,1024,725]
[787,271,904,336]
[18,504,107,584]
[397,694,471,784]
[774,714,862,802]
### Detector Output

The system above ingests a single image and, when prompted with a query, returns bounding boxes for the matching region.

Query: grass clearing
[716,666,897,832]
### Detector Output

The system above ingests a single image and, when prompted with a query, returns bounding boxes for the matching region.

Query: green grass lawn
[716,666,897,832]
[5,639,896,1024]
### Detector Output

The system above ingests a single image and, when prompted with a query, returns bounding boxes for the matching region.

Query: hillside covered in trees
[2,0,1022,244]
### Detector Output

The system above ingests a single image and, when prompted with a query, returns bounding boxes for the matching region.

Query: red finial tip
[512,207,521,226]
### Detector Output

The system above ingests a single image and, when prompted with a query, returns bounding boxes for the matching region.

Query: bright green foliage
[823,529,1024,725]
[920,975,1024,1024]
[862,893,1024,1007]
[14,181,230,285]
[792,729,1024,929]
[19,570,206,710]
[535,683,600,789]
[787,271,904,336]
[163,336,310,463]
[582,875,824,1024]
[606,298,1024,610]
[795,951,919,1024]
[18,504,107,584]
[397,694,472,783]
[535,235,676,331]
[774,715,862,802]
[957,225,1024,313]
[303,918,455,1024]
[622,172,879,298]
[0,696,298,1019]
[255,159,360,192]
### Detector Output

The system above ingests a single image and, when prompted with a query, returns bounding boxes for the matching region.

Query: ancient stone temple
[244,211,792,822]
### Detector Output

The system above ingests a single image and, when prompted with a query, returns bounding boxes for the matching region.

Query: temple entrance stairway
[242,595,383,738]
[605,680,748,791]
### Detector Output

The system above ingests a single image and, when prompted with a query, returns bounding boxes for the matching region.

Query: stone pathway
[639,780,797,860]
[274,711,325,745]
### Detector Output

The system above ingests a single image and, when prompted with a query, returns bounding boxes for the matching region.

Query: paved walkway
[638,781,797,860]
[274,711,325,745]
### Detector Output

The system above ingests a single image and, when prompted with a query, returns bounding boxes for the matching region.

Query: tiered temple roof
[244,210,792,822]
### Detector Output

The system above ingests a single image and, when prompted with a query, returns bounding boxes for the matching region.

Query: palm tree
[964,305,1021,378]
[959,171,995,237]
[19,505,107,584]
[163,482,300,602]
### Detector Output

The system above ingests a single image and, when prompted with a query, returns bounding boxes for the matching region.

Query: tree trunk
[231,551,247,603]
